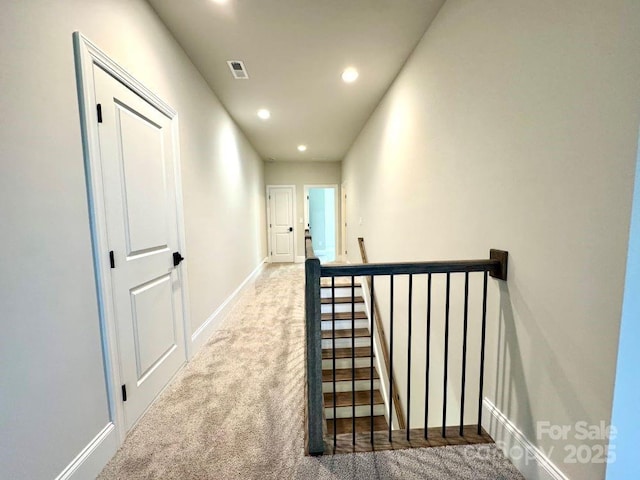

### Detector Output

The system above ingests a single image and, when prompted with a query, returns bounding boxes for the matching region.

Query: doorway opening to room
[304,185,338,263]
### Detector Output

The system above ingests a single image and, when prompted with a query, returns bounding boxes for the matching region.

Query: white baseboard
[295,255,305,263]
[190,258,267,354]
[483,398,569,480]
[55,423,117,480]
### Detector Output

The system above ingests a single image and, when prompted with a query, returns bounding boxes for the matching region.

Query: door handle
[173,252,185,266]
[289,227,293,232]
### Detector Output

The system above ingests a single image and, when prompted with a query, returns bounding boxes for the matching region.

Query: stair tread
[321,280,360,288]
[322,367,380,382]
[321,296,364,304]
[324,390,384,407]
[327,416,389,435]
[322,346,372,359]
[322,311,367,321]
[322,328,370,339]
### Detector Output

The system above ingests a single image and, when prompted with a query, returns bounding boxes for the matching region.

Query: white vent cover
[227,60,249,79]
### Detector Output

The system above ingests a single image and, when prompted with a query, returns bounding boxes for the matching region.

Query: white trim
[73,32,191,446]
[295,255,306,264]
[55,423,117,480]
[191,258,267,352]
[341,183,347,259]
[483,398,569,480]
[266,185,297,263]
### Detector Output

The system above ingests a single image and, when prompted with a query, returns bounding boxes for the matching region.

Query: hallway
[98,264,523,479]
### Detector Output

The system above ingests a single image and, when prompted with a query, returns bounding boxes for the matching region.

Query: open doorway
[304,185,338,263]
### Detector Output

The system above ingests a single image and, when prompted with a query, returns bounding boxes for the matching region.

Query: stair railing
[304,229,508,455]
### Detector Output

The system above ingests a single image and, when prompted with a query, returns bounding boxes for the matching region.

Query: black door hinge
[97,104,103,123]
[173,252,185,267]
[121,384,127,402]
[109,251,115,269]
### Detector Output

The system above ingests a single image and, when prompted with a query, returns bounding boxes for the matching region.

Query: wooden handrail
[320,257,507,278]
[358,237,406,430]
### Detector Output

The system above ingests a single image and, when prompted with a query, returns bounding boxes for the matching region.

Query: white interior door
[268,186,295,263]
[94,66,186,431]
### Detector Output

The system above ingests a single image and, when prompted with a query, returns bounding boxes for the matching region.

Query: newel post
[305,256,324,455]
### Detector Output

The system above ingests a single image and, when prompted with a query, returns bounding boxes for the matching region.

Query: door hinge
[97,104,103,123]
[268,195,271,200]
[109,250,115,269]
[307,195,309,200]
[173,251,185,267]
[121,384,127,402]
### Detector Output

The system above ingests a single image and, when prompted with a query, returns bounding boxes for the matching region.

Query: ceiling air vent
[227,60,249,80]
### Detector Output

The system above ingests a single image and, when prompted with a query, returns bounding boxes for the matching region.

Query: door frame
[266,185,297,263]
[341,184,347,261]
[303,184,339,259]
[73,32,192,444]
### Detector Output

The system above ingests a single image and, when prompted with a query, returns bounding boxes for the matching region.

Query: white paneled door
[94,66,186,431]
[268,186,295,262]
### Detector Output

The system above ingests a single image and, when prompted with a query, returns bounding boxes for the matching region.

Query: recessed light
[297,145,307,152]
[257,109,271,120]
[342,67,359,83]
[212,0,228,4]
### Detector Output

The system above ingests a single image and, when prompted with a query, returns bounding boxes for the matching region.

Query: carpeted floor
[98,264,524,480]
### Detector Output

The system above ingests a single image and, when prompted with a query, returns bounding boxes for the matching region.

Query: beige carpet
[98,264,524,480]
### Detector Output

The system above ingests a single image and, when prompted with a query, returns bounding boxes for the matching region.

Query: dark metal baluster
[370,276,375,444]
[459,272,469,436]
[332,277,337,449]
[388,274,394,442]
[424,273,432,439]
[407,274,413,441]
[442,272,450,437]
[477,271,488,435]
[351,276,356,446]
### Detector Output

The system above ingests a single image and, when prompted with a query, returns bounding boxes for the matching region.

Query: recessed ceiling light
[212,0,229,4]
[341,67,359,83]
[297,145,307,152]
[257,109,271,120]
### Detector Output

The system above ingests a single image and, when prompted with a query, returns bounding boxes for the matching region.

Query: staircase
[320,278,389,436]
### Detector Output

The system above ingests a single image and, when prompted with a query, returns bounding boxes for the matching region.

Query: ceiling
[147,0,445,161]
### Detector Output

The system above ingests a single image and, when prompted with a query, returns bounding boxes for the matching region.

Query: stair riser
[322,379,380,393]
[321,336,370,349]
[322,357,372,369]
[325,404,386,419]
[321,319,369,331]
[321,287,362,298]
[321,303,366,314]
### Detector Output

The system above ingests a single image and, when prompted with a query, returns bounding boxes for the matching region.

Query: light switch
[359,217,363,225]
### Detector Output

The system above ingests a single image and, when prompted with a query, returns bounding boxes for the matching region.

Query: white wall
[0,1,265,478]
[342,1,640,479]
[264,161,341,257]
[607,131,640,479]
